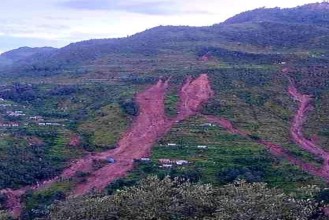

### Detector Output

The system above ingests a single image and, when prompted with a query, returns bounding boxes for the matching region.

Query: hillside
[0,3,328,219]
[224,2,329,26]
[0,47,57,68]
[1,47,57,62]
[0,3,328,78]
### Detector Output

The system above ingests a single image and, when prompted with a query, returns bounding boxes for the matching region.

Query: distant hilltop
[301,2,329,10]
[0,2,328,78]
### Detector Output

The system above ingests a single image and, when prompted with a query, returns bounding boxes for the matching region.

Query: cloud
[0,21,70,40]
[61,0,118,10]
[60,0,210,15]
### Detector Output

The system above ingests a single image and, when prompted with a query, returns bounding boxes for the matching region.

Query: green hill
[0,3,328,78]
[0,3,328,219]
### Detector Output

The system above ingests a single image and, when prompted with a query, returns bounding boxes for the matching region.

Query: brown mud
[2,72,329,218]
[205,72,329,181]
[1,74,213,217]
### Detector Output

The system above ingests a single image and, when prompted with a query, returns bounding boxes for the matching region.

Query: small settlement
[0,97,64,128]
[7,111,26,117]
[158,159,189,168]
[0,122,19,127]
[155,142,209,168]
[134,156,189,169]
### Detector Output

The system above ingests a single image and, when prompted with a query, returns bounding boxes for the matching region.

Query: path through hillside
[205,71,329,181]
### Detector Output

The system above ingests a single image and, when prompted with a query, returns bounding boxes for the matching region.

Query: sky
[0,0,322,53]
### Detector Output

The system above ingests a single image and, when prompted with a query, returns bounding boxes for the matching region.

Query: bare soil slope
[0,74,214,217]
[2,72,329,218]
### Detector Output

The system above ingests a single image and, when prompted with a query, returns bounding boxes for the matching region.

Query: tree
[49,176,324,220]
[0,206,10,220]
[214,181,322,219]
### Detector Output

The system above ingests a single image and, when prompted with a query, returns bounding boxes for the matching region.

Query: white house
[0,122,19,127]
[29,116,43,121]
[140,158,151,161]
[162,164,173,168]
[7,111,26,117]
[200,123,214,127]
[159,159,173,164]
[176,160,189,166]
[197,145,208,149]
[0,104,11,107]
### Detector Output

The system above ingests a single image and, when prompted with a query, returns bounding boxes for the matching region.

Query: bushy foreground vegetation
[0,3,328,219]
[49,176,324,220]
[0,210,10,220]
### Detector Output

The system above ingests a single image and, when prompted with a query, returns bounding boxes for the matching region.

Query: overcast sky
[0,0,322,53]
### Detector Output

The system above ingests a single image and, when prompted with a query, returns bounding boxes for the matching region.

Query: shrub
[49,176,323,220]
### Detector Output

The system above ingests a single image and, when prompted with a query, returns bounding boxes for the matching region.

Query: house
[161,164,173,168]
[167,143,177,147]
[11,123,19,127]
[200,123,214,127]
[176,160,189,166]
[159,159,173,164]
[0,122,19,127]
[140,158,151,162]
[197,145,208,149]
[0,104,11,107]
[7,111,26,117]
[39,122,61,126]
[46,123,61,126]
[29,116,44,121]
[159,159,189,166]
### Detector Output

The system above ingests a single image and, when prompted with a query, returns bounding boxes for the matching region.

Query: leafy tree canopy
[49,176,324,220]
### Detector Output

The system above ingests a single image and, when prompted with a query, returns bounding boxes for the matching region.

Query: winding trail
[288,83,329,169]
[205,72,329,181]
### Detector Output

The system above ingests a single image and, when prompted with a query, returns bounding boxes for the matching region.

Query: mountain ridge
[224,2,329,25]
[1,3,328,78]
[0,3,329,218]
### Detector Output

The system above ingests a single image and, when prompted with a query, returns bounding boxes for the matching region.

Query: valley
[0,2,328,219]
